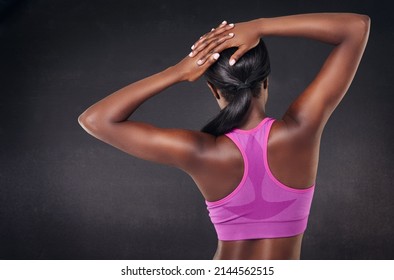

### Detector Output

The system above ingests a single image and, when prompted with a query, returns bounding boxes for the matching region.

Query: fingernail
[197,59,203,65]
[221,20,227,25]
[200,36,203,39]
[213,53,220,60]
[229,59,236,66]
[229,23,234,27]
[189,52,193,57]
[211,28,215,31]
[229,33,234,37]
[191,44,195,50]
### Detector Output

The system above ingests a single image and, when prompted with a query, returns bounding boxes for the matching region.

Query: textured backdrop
[0,0,393,259]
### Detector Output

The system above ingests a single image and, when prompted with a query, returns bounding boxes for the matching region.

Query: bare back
[214,234,304,260]
[191,118,317,259]
[78,13,370,260]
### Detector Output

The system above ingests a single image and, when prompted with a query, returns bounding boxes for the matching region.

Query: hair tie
[236,82,251,91]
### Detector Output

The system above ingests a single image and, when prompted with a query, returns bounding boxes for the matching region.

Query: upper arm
[78,116,214,171]
[283,15,370,135]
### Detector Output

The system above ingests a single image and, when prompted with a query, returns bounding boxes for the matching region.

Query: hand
[189,19,262,66]
[173,21,235,82]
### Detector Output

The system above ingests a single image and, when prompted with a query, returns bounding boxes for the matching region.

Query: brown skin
[78,13,370,259]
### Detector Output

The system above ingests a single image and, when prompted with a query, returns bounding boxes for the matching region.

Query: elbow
[360,14,371,24]
[359,14,371,33]
[343,14,371,43]
[78,112,87,128]
[78,111,101,133]
[353,14,371,37]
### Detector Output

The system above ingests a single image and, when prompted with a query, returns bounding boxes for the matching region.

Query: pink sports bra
[205,117,315,241]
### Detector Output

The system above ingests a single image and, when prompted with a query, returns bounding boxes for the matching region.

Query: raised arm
[260,13,370,133]
[78,21,234,170]
[191,13,371,135]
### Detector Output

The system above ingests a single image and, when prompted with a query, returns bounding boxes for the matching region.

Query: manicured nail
[229,23,234,27]
[229,33,234,37]
[189,51,193,57]
[221,20,227,25]
[191,44,195,50]
[229,59,236,66]
[213,53,220,60]
[197,59,203,65]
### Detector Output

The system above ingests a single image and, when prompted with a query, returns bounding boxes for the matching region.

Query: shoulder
[269,117,321,148]
[196,132,243,163]
[179,131,245,201]
[266,118,320,188]
[267,117,321,167]
[172,129,241,173]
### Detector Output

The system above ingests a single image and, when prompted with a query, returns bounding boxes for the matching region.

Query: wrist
[255,17,269,37]
[166,64,187,83]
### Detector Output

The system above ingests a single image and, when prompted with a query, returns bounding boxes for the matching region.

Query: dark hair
[201,39,271,136]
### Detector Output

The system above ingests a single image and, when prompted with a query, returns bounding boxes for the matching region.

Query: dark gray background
[0,0,392,259]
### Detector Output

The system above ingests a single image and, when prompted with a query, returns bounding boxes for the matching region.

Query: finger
[204,35,236,54]
[208,20,227,34]
[195,33,235,65]
[204,20,229,39]
[218,20,228,28]
[208,23,234,40]
[195,32,234,61]
[190,31,234,58]
[192,23,234,50]
[201,31,234,52]
[197,52,220,67]
[191,22,234,52]
[229,45,249,66]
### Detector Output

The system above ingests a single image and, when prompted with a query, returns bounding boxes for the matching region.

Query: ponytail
[201,38,271,136]
[201,88,252,136]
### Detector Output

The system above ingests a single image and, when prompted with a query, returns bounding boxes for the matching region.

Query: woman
[78,13,370,259]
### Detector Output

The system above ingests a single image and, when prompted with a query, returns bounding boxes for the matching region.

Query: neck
[238,98,267,130]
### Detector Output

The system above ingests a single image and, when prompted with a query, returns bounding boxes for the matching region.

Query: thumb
[229,45,248,66]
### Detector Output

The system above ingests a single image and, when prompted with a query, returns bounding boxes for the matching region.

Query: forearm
[78,65,182,126]
[257,13,370,45]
